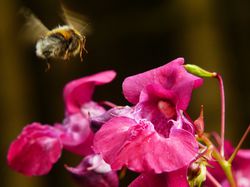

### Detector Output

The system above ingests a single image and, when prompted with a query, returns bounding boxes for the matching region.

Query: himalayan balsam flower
[94,58,203,175]
[7,123,62,176]
[7,71,116,176]
[56,70,116,156]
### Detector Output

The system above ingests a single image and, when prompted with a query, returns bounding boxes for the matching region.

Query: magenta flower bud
[194,105,204,136]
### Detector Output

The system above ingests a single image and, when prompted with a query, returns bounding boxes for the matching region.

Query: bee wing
[61,4,91,35]
[19,7,49,43]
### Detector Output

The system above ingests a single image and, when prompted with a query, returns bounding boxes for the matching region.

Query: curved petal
[94,117,198,173]
[64,70,116,114]
[122,58,203,109]
[7,123,62,176]
[55,113,94,156]
[66,154,119,187]
[129,167,188,187]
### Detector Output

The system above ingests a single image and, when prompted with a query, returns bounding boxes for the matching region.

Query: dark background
[0,0,249,186]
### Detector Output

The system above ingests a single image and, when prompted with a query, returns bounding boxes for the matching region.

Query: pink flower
[206,141,250,187]
[94,59,203,173]
[7,71,117,176]
[129,167,189,187]
[66,154,119,187]
[7,123,62,176]
[56,70,116,155]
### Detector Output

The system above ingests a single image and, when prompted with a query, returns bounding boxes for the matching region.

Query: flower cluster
[7,58,250,186]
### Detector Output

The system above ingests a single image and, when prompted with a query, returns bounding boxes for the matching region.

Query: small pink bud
[194,105,204,136]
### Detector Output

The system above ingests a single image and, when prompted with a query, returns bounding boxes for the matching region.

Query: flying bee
[36,25,87,61]
[20,6,89,66]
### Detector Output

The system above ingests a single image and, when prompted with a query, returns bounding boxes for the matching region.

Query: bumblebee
[36,25,87,61]
[21,6,89,63]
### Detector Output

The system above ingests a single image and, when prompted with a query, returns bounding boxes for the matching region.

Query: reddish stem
[216,74,225,158]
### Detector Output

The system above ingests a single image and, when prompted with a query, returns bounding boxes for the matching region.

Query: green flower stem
[200,135,236,187]
[228,125,250,164]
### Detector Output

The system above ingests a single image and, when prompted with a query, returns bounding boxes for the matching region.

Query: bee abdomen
[36,33,67,59]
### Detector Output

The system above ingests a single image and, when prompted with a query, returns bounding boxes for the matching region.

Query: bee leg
[82,37,88,53]
[45,60,51,72]
[64,50,69,61]
[80,37,88,62]
[80,46,83,62]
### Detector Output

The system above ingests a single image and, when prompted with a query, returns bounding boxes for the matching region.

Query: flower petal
[66,154,119,187]
[55,113,94,156]
[122,58,203,109]
[94,117,198,173]
[64,70,116,114]
[129,167,188,187]
[7,123,62,176]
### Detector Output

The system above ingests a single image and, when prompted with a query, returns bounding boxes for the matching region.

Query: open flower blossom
[94,58,203,174]
[7,71,116,176]
[206,141,250,187]
[55,70,116,156]
[66,154,119,187]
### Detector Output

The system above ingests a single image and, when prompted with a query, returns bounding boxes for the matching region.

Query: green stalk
[201,135,236,187]
[228,125,250,164]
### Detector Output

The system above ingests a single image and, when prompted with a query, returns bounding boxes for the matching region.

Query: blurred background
[0,0,249,186]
